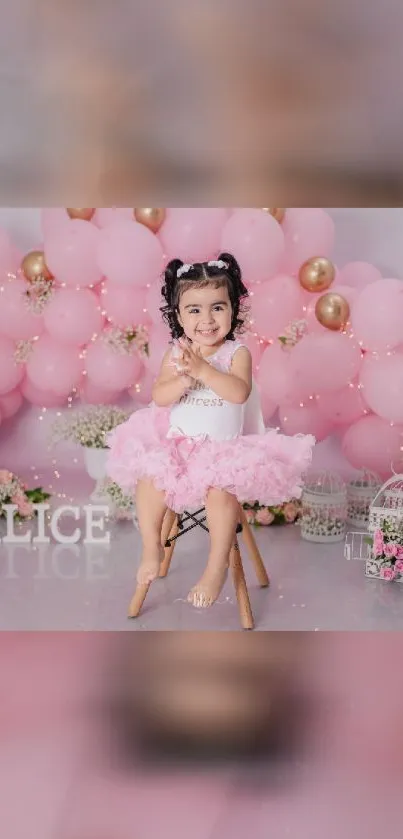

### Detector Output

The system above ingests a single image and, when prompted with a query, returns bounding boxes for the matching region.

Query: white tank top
[168,341,246,441]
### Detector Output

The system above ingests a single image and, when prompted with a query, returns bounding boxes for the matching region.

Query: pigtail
[217,252,248,297]
[161,259,184,307]
[161,258,185,339]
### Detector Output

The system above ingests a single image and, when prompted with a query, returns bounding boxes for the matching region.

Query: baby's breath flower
[102,325,149,358]
[51,405,130,449]
[24,277,54,315]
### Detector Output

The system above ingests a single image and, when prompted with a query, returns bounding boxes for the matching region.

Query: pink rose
[256,508,275,526]
[373,529,385,557]
[380,567,397,581]
[0,469,13,485]
[396,546,403,561]
[11,493,34,518]
[384,543,398,559]
[11,493,25,506]
[17,500,34,518]
[284,502,299,523]
[395,559,403,573]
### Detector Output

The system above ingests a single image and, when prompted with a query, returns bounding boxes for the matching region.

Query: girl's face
[178,283,233,348]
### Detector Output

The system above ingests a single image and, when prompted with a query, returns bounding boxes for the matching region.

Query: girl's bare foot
[137,544,165,586]
[187,559,229,608]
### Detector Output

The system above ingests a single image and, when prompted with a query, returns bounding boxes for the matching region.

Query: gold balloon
[66,208,95,221]
[134,208,166,233]
[315,293,350,331]
[261,208,286,223]
[299,257,335,293]
[21,250,53,283]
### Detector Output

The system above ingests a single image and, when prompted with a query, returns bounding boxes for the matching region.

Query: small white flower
[177,264,194,279]
[208,260,228,271]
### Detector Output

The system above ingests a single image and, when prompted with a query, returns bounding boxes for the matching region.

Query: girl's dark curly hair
[161,252,249,341]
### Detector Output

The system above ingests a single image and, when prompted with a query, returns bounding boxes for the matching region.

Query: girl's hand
[178,372,193,391]
[179,339,208,380]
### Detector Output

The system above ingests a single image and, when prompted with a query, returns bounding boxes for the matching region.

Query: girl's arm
[152,349,193,407]
[182,344,252,405]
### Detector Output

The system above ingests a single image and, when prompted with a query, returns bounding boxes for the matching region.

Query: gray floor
[1,515,402,630]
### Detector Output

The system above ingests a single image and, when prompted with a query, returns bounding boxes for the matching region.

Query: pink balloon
[45,220,102,287]
[338,262,382,292]
[282,208,335,274]
[144,279,165,325]
[94,208,133,228]
[342,415,403,476]
[259,389,277,424]
[242,332,267,372]
[100,283,148,327]
[21,378,67,407]
[221,209,285,284]
[160,208,229,262]
[350,279,403,352]
[0,278,45,340]
[304,285,358,334]
[289,333,362,396]
[143,325,170,376]
[316,382,368,425]
[0,228,22,275]
[250,275,304,340]
[85,336,143,391]
[43,288,103,346]
[26,335,82,395]
[279,399,331,441]
[41,208,70,239]
[97,221,164,286]
[360,351,403,423]
[256,342,293,406]
[0,336,24,395]
[129,367,155,405]
[0,388,23,419]
[79,378,122,405]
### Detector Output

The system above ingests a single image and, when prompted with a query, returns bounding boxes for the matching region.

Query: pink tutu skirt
[106,404,315,513]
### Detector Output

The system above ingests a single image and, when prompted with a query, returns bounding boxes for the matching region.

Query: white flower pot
[83,447,108,480]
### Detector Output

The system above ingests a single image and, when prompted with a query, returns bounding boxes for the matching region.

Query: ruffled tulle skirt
[106,405,315,513]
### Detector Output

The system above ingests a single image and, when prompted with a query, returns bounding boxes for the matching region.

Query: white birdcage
[365,475,403,583]
[369,475,403,532]
[347,470,382,529]
[301,471,347,543]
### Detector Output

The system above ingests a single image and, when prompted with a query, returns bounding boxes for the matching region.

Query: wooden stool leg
[159,515,179,578]
[128,583,151,619]
[230,539,254,631]
[128,510,177,618]
[239,508,270,588]
[161,510,177,550]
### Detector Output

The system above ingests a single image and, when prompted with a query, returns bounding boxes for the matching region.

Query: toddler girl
[107,253,315,608]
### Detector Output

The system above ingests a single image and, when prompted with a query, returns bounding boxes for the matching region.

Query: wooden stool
[128,506,270,630]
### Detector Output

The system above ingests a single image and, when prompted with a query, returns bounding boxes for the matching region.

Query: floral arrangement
[243,500,302,527]
[0,469,51,520]
[301,503,347,540]
[278,319,307,349]
[52,405,130,449]
[347,496,372,527]
[24,276,54,314]
[101,325,149,358]
[97,478,137,522]
[366,520,403,582]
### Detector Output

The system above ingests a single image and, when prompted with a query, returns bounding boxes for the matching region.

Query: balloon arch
[0,206,403,477]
